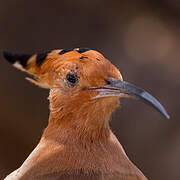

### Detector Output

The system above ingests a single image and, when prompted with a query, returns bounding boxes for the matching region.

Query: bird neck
[43,89,120,144]
[45,103,111,144]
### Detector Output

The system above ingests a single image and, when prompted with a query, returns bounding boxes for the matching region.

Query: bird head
[3,48,169,132]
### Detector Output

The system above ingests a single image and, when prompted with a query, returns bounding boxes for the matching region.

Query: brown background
[0,0,179,179]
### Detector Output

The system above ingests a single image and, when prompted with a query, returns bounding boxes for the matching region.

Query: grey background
[0,0,179,179]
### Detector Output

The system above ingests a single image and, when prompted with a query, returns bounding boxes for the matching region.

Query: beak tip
[165,113,170,119]
[161,109,170,119]
[160,107,170,119]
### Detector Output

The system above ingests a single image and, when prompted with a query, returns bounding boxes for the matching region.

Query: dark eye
[66,73,78,86]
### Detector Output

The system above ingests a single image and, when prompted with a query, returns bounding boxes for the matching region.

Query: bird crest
[3,48,116,89]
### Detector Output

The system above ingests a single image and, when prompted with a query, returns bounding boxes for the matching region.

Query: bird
[3,48,169,180]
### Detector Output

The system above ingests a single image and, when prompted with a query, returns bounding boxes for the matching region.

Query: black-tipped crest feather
[3,50,32,67]
[36,50,51,66]
[2,50,50,89]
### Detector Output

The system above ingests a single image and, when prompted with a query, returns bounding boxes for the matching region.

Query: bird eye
[66,73,78,86]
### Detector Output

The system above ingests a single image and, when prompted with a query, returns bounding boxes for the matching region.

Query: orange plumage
[3,48,169,180]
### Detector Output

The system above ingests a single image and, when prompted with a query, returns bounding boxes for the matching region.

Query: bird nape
[3,48,169,180]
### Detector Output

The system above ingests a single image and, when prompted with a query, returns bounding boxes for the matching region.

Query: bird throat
[43,90,120,144]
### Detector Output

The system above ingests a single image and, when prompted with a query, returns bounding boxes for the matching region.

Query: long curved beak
[89,77,170,119]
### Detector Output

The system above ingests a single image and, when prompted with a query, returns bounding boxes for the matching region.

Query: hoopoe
[3,48,169,180]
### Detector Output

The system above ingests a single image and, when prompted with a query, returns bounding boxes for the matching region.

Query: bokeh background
[0,0,179,179]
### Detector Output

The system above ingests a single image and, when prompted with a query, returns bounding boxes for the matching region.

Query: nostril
[106,78,112,85]
[106,77,119,85]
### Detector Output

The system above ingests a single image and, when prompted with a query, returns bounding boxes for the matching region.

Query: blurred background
[0,0,179,179]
